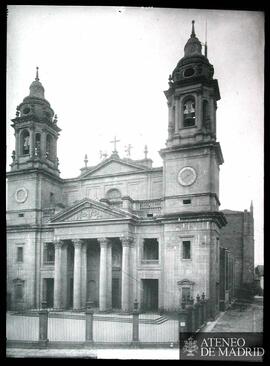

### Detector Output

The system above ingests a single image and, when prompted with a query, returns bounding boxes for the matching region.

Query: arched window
[203,100,211,129]
[106,188,121,200]
[46,134,53,159]
[21,130,30,155]
[183,97,196,127]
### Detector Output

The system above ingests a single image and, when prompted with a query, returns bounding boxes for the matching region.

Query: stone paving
[203,299,263,333]
[6,348,179,359]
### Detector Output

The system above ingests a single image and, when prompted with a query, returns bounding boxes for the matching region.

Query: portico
[52,236,134,312]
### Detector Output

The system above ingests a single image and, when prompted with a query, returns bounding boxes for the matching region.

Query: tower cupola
[184,20,202,57]
[170,21,216,88]
[29,67,45,99]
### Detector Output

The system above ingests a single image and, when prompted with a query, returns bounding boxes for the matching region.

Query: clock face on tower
[15,187,28,203]
[177,166,197,186]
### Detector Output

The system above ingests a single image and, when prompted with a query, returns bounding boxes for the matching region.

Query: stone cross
[110,136,120,154]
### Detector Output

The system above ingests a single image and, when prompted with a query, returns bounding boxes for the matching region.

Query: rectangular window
[182,287,191,302]
[142,239,159,261]
[17,247,23,262]
[183,199,191,205]
[43,242,55,264]
[182,241,191,259]
[50,192,55,204]
[14,282,24,301]
[18,213,24,217]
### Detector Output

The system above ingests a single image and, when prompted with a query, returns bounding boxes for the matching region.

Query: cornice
[159,141,224,165]
[6,168,64,183]
[160,210,227,228]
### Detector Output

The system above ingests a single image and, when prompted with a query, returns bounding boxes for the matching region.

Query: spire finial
[191,20,196,38]
[35,66,39,81]
[144,145,148,159]
[84,154,88,168]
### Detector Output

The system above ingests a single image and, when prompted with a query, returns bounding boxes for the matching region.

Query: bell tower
[160,21,224,215]
[7,68,63,228]
[160,22,226,317]
[10,67,61,176]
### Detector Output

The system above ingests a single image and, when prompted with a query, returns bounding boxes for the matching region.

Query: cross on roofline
[110,136,120,153]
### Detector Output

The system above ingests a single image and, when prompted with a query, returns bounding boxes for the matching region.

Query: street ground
[6,297,263,359]
[203,297,263,333]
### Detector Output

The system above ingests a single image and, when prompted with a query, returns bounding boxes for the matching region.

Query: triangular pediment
[50,198,136,223]
[81,157,146,179]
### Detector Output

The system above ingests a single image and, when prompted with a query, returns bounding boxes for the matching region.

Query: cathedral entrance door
[142,279,158,311]
[44,278,54,308]
[87,280,97,306]
[112,278,121,309]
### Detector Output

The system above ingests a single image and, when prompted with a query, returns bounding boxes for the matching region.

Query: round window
[23,107,30,115]
[184,68,195,77]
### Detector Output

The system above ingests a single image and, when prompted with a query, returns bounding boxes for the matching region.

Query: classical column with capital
[98,238,108,311]
[81,244,87,309]
[53,240,63,309]
[107,241,112,310]
[72,239,83,310]
[121,237,133,312]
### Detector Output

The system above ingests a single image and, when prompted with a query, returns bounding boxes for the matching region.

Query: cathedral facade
[6,22,253,317]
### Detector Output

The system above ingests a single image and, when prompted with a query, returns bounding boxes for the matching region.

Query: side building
[219,205,254,309]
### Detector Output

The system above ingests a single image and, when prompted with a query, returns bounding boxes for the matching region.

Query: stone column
[195,93,202,130]
[72,239,83,310]
[121,237,133,312]
[98,238,108,311]
[29,128,34,157]
[107,241,112,310]
[61,245,68,309]
[15,129,20,158]
[81,244,87,308]
[53,240,63,309]
[175,97,179,133]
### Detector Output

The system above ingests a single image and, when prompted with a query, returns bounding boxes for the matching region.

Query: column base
[84,340,94,346]
[119,309,132,314]
[38,339,49,348]
[129,341,141,348]
[72,308,84,312]
[53,307,64,312]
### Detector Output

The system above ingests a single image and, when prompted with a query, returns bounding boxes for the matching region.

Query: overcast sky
[6,6,264,265]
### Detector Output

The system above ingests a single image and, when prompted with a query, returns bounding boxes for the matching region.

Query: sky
[6,6,264,265]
